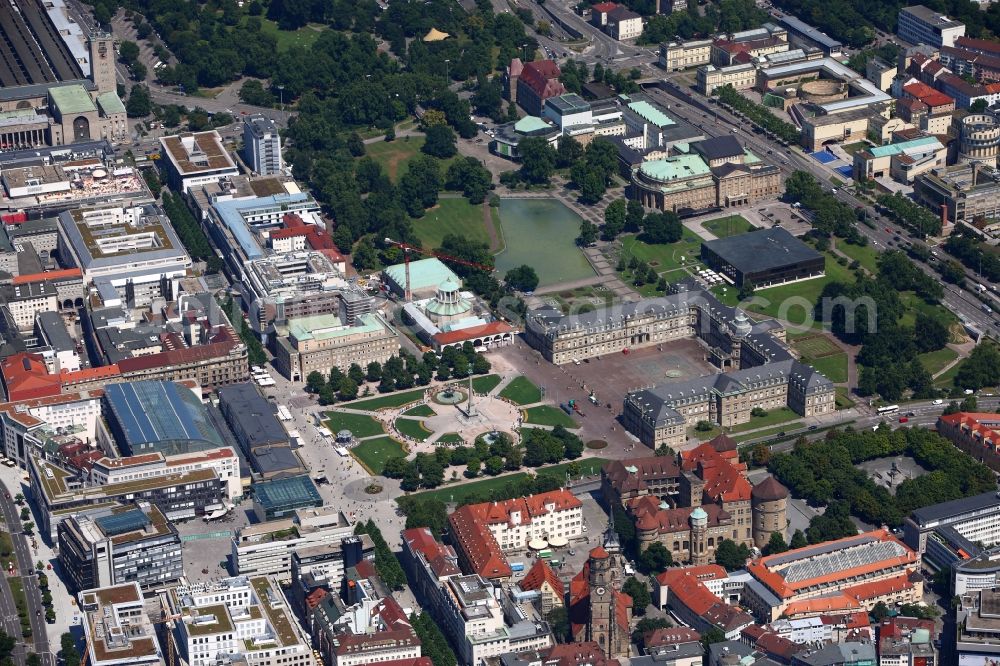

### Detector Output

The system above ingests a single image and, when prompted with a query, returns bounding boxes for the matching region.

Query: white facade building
[87,447,243,500]
[79,582,163,666]
[898,5,966,48]
[243,115,283,176]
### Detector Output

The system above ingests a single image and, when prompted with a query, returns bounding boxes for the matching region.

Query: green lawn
[499,376,542,405]
[836,241,880,274]
[734,422,803,443]
[712,253,856,329]
[345,389,427,411]
[688,423,722,441]
[411,198,489,250]
[363,136,460,182]
[398,459,607,504]
[403,404,436,417]
[471,374,503,395]
[729,407,800,433]
[437,432,465,445]
[325,412,385,438]
[620,228,704,274]
[252,18,326,52]
[536,457,610,481]
[523,405,579,428]
[351,437,407,475]
[835,386,856,409]
[934,356,967,388]
[842,141,872,156]
[703,215,753,239]
[395,418,433,441]
[898,292,959,331]
[919,347,959,377]
[805,353,848,383]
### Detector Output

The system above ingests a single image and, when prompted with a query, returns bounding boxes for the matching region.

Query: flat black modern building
[700,227,825,287]
[217,382,304,479]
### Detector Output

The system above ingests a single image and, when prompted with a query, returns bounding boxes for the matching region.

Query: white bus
[877,405,900,415]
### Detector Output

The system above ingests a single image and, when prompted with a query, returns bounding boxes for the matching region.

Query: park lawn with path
[934,356,968,388]
[523,405,579,428]
[436,433,465,444]
[918,347,959,376]
[499,376,542,405]
[363,136,459,182]
[240,17,326,51]
[471,374,503,395]
[703,215,752,238]
[325,412,385,439]
[395,418,434,441]
[411,198,490,250]
[734,422,804,444]
[403,404,436,417]
[791,334,848,383]
[536,457,610,481]
[728,407,800,433]
[352,437,408,475]
[620,228,704,274]
[835,241,880,274]
[346,388,427,411]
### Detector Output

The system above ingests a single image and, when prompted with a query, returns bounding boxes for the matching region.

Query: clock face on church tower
[595,587,606,596]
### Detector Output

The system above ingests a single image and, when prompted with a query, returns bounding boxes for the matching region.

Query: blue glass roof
[253,475,322,510]
[105,381,223,452]
[96,509,150,536]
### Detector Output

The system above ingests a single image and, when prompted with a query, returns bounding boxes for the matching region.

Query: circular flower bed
[586,439,608,450]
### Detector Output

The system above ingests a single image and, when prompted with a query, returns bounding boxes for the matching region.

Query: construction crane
[383,237,493,301]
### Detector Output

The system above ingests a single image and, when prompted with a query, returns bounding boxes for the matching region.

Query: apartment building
[79,583,163,666]
[243,115,283,176]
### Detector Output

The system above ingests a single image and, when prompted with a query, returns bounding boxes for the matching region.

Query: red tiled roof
[592,2,619,12]
[747,528,918,600]
[520,60,566,99]
[589,546,609,559]
[520,559,565,599]
[12,268,82,285]
[903,81,954,108]
[432,321,514,346]
[939,412,1000,450]
[270,227,311,240]
[643,626,701,648]
[448,505,512,580]
[546,642,619,666]
[403,527,462,579]
[657,566,725,616]
[783,592,862,617]
[603,456,681,495]
[1,352,61,401]
[957,36,1000,56]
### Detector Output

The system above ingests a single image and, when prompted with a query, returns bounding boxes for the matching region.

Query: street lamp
[444,59,450,81]
[276,85,284,112]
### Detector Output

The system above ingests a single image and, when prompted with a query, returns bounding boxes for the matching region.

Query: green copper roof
[627,100,675,128]
[383,258,460,293]
[867,135,940,158]
[638,154,712,182]
[96,91,126,116]
[49,84,97,115]
[288,313,386,342]
[515,115,553,133]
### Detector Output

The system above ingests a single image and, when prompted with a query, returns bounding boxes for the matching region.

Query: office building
[56,204,191,307]
[274,311,399,383]
[232,506,373,583]
[78,582,163,666]
[402,528,552,666]
[0,387,103,467]
[743,529,922,622]
[903,486,1000,556]
[898,5,966,48]
[660,40,713,71]
[31,455,227,541]
[34,310,81,373]
[591,3,643,41]
[57,501,182,593]
[243,115,283,175]
[16,267,85,311]
[448,489,583,581]
[701,227,825,287]
[957,588,1000,665]
[159,131,239,192]
[852,135,947,183]
[1,281,58,331]
[311,589,422,666]
[162,575,317,666]
[915,163,1000,225]
[87,447,243,501]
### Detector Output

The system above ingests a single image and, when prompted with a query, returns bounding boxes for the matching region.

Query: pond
[495,198,595,288]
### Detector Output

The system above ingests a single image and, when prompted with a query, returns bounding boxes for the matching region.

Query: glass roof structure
[104,380,224,455]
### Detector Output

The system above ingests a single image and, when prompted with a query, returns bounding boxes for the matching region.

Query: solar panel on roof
[96,509,150,536]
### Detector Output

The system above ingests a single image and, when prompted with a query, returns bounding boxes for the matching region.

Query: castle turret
[751,475,789,549]
[690,506,709,566]
[636,512,659,551]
